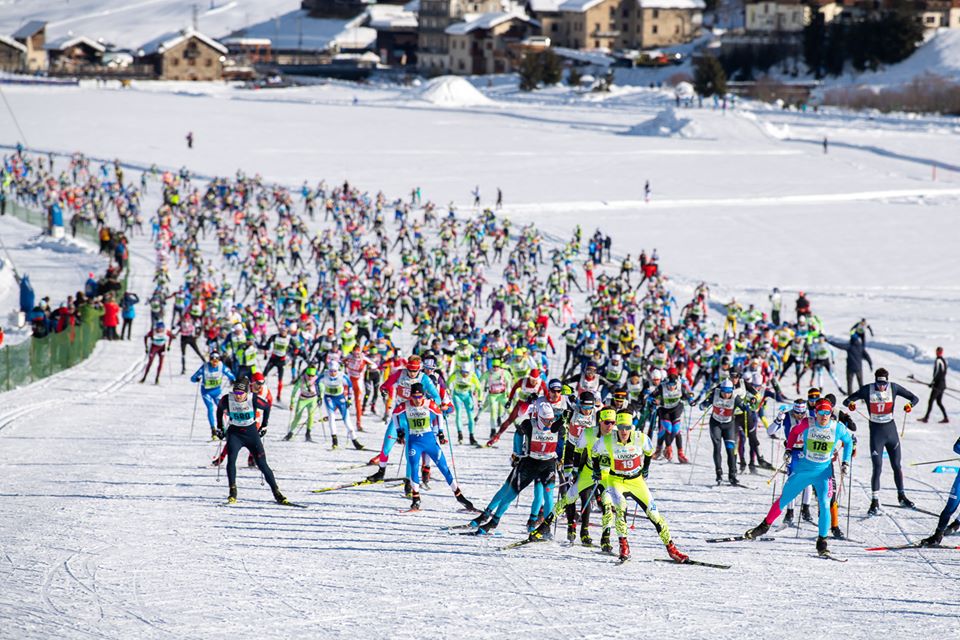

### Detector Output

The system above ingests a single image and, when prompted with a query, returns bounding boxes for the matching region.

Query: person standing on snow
[769,287,782,325]
[827,333,872,394]
[918,347,949,424]
[843,368,919,515]
[140,321,172,384]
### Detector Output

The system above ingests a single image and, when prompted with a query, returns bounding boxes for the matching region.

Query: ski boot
[305,430,313,442]
[580,525,594,547]
[920,529,944,547]
[665,541,688,563]
[528,514,555,541]
[729,475,740,487]
[566,521,577,543]
[800,504,814,523]
[352,439,364,450]
[664,445,673,462]
[283,431,294,441]
[946,520,960,535]
[618,537,631,561]
[455,490,476,512]
[816,536,829,557]
[273,489,290,505]
[830,526,846,540]
[489,428,497,441]
[367,454,380,466]
[715,470,723,486]
[331,434,339,449]
[477,516,500,536]
[939,417,950,424]
[469,434,479,447]
[744,521,770,540]
[366,466,385,483]
[739,461,747,475]
[600,528,612,553]
[898,492,915,508]
[409,494,421,512]
[247,453,255,468]
[748,462,757,475]
[677,448,689,464]
[421,465,432,486]
[757,456,775,471]
[227,485,238,505]
[526,514,539,533]
[652,444,663,460]
[783,508,795,526]
[457,430,464,445]
[867,498,881,516]
[403,478,413,498]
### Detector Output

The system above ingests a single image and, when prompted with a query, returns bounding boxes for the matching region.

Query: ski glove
[847,402,856,412]
[215,428,225,440]
[259,428,267,437]
[438,431,447,445]
[840,462,849,476]
[904,403,912,413]
[397,430,405,445]
[783,450,792,466]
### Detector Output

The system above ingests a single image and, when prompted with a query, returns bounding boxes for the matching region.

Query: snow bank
[846,29,960,87]
[415,76,493,107]
[624,107,701,138]
[22,234,94,255]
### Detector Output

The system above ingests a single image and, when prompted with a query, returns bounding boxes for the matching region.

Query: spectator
[121,291,139,340]
[84,272,99,298]
[102,293,120,340]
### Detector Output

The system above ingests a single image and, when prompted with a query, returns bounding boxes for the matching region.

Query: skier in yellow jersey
[601,409,688,563]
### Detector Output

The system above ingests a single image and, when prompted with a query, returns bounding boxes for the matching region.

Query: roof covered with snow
[230,10,358,52]
[559,0,606,12]
[638,0,705,7]
[44,35,106,52]
[140,29,228,56]
[11,20,46,40]
[527,0,563,12]
[0,35,27,52]
[367,4,419,30]
[445,11,532,35]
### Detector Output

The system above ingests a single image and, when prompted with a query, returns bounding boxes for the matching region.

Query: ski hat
[406,355,422,373]
[328,362,341,374]
[305,366,318,376]
[547,378,562,392]
[409,382,425,396]
[598,407,616,423]
[233,378,249,393]
[937,346,944,356]
[209,351,220,360]
[615,411,634,429]
[719,381,734,394]
[528,368,541,378]
[537,403,555,422]
[251,372,265,383]
[578,391,596,409]
[667,366,679,378]
[815,398,833,413]
[792,399,806,413]
[874,368,889,383]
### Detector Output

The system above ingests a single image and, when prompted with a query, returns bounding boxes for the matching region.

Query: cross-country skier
[190,350,235,439]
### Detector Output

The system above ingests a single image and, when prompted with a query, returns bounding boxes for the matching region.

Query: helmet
[537,403,555,422]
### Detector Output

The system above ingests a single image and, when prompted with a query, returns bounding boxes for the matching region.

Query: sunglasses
[816,409,831,416]
[233,390,247,397]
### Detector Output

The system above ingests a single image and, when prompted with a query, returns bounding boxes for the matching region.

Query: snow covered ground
[1,80,959,638]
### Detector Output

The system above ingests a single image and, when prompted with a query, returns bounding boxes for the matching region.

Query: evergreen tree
[693,55,727,97]
[519,53,542,91]
[541,50,563,85]
[804,12,826,78]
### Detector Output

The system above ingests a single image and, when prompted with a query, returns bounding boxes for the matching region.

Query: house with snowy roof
[0,35,27,72]
[552,0,703,50]
[368,2,420,65]
[444,11,538,73]
[137,29,228,81]
[11,20,48,71]
[45,35,105,73]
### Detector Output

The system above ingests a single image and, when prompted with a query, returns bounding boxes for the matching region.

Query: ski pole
[215,440,224,483]
[766,460,786,486]
[900,411,909,438]
[909,457,960,467]
[685,409,709,485]
[845,453,854,537]
[188,384,200,440]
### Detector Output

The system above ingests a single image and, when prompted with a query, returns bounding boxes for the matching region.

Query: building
[553,0,703,50]
[527,0,563,41]
[221,37,274,64]
[417,0,506,72]
[11,20,48,71]
[744,0,809,32]
[45,35,106,73]
[0,35,27,72]
[368,3,420,65]
[138,30,228,81]
[445,12,538,73]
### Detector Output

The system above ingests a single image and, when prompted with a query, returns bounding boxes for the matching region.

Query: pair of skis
[494,536,730,568]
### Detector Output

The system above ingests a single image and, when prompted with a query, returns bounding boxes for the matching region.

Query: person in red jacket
[102,293,120,340]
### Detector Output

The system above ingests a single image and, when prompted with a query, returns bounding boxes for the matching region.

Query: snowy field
[1,79,959,639]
